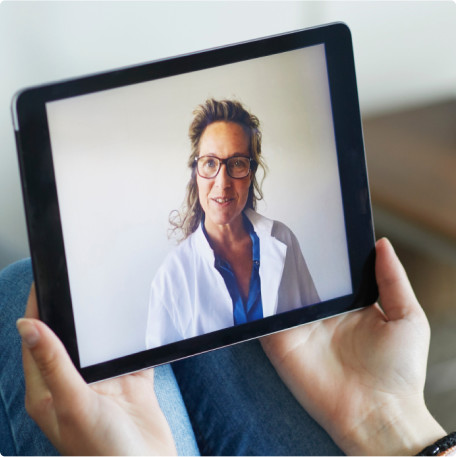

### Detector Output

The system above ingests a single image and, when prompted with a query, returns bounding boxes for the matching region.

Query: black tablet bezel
[13,22,377,383]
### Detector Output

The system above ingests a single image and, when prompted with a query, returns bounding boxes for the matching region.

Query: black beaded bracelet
[417,432,456,456]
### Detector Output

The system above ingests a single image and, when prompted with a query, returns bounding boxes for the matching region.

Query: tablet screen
[14,23,377,382]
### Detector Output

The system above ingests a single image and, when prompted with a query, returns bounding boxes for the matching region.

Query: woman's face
[197,121,252,232]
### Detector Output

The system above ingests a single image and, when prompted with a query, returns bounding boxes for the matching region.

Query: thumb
[18,317,89,411]
[375,238,422,321]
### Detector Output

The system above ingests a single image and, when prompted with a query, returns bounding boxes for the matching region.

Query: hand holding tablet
[261,238,445,456]
[13,23,376,382]
[18,286,176,456]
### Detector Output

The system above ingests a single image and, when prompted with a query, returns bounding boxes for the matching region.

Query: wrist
[337,396,445,456]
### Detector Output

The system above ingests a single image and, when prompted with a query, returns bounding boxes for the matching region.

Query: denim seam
[0,378,19,455]
[0,268,29,455]
[171,368,207,456]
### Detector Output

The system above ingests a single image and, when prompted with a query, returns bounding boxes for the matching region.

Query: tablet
[13,22,377,383]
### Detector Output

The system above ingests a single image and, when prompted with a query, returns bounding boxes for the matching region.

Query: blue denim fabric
[154,365,200,456]
[0,259,199,456]
[0,259,58,456]
[172,340,344,456]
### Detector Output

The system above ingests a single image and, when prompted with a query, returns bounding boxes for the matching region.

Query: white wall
[1,0,455,269]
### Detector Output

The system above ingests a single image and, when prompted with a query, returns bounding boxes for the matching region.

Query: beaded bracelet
[417,432,456,456]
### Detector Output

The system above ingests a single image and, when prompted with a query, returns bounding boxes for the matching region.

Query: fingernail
[16,318,40,348]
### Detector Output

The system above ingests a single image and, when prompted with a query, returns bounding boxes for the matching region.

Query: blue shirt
[202,213,263,325]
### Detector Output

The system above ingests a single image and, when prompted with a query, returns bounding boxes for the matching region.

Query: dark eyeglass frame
[194,155,254,179]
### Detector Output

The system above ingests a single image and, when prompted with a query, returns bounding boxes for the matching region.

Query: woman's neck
[204,214,249,256]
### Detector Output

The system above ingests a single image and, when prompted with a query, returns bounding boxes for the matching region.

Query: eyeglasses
[195,156,253,179]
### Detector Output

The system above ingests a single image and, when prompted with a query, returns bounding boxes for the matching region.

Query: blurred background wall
[1,0,455,429]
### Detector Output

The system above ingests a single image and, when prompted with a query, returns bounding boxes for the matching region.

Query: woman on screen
[146,99,319,349]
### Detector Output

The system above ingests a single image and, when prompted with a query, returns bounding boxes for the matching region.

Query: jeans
[173,342,342,455]
[0,259,342,456]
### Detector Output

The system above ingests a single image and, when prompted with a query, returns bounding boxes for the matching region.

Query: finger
[17,317,89,414]
[375,238,421,321]
[22,284,51,410]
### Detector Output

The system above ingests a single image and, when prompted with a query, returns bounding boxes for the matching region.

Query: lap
[173,339,343,456]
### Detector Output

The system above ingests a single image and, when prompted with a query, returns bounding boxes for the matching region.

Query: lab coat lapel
[258,234,287,316]
[193,224,216,263]
[245,209,287,317]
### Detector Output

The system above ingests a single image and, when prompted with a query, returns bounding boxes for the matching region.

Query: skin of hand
[261,238,445,456]
[17,285,177,456]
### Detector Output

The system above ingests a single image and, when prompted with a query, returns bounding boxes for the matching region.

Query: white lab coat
[146,209,319,349]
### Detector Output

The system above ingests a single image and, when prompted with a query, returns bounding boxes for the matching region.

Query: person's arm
[262,238,445,455]
[18,284,176,456]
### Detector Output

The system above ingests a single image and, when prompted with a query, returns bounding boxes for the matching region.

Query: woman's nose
[214,163,232,187]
